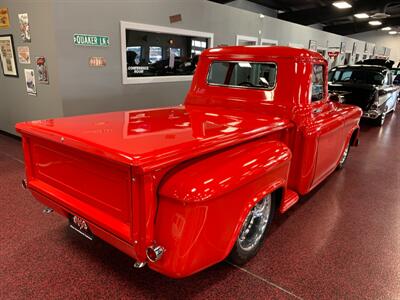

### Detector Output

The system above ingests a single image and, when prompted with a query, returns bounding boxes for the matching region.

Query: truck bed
[16,105,292,172]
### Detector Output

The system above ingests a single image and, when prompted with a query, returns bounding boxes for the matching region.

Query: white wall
[349,30,400,64]
[226,0,277,17]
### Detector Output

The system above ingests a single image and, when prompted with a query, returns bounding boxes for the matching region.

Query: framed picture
[0,34,18,77]
[308,40,317,52]
[0,8,10,29]
[24,68,36,96]
[17,46,30,64]
[340,41,346,53]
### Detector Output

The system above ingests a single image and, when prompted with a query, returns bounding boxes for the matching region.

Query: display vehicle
[328,65,399,126]
[16,46,362,278]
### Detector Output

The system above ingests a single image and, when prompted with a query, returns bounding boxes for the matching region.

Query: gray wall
[0,0,397,135]
[0,0,63,134]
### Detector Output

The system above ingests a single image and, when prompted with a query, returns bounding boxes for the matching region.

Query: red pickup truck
[16,46,362,278]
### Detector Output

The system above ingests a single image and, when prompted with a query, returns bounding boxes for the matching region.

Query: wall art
[17,46,30,64]
[18,13,31,42]
[0,34,18,77]
[36,56,49,84]
[24,68,36,95]
[0,8,10,29]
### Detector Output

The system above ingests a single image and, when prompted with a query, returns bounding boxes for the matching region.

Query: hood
[16,106,291,172]
[328,83,377,111]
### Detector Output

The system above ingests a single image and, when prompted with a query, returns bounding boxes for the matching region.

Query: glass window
[170,48,181,57]
[328,68,384,85]
[208,61,277,89]
[311,64,325,102]
[124,26,210,79]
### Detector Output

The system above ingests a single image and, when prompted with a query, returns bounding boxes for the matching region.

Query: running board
[279,189,299,213]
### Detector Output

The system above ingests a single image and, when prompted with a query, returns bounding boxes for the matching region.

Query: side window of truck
[311,64,325,102]
[208,61,277,90]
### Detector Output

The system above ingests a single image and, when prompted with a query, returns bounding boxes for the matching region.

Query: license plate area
[69,215,94,241]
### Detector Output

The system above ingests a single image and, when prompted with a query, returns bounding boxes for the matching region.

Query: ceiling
[210,0,400,35]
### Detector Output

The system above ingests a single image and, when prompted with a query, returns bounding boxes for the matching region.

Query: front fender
[150,139,291,278]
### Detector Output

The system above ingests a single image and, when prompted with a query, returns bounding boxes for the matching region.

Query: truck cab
[16,46,362,278]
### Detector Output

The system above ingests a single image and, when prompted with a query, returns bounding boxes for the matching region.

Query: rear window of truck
[207,61,277,90]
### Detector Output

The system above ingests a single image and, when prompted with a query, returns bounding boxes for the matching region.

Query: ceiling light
[354,13,369,19]
[333,1,352,9]
[368,20,382,26]
[388,31,397,35]
[381,27,392,31]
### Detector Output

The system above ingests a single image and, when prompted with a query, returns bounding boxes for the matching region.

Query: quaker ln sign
[73,33,110,47]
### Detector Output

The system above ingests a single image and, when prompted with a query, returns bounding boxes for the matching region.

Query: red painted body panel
[15,46,362,278]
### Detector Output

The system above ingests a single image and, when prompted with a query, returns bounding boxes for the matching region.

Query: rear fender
[151,139,291,278]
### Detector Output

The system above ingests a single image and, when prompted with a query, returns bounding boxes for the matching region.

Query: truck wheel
[229,194,275,266]
[337,143,350,169]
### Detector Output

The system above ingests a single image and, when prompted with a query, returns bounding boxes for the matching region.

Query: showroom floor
[1,113,399,299]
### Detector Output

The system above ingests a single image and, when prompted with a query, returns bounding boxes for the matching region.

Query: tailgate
[26,135,133,243]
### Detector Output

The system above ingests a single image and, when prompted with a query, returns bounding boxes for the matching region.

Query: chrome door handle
[313,108,322,114]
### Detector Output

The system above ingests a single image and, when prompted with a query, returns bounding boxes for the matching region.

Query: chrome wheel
[339,145,349,165]
[238,195,271,251]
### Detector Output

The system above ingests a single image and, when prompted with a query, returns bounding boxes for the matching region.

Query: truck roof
[202,46,324,60]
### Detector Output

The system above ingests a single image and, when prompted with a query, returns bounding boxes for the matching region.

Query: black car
[328,65,399,126]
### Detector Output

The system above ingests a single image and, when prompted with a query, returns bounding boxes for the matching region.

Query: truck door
[309,64,345,188]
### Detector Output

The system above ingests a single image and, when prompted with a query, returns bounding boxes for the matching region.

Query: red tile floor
[1,113,399,299]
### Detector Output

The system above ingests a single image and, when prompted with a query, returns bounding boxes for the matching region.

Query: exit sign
[73,33,110,47]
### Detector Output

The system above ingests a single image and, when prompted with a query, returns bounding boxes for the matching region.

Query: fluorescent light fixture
[354,13,369,19]
[368,20,382,26]
[381,27,391,31]
[333,1,352,9]
[388,31,397,35]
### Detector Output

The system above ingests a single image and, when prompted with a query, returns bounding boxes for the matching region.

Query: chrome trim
[42,207,54,214]
[69,224,93,240]
[21,179,28,190]
[238,194,271,251]
[133,261,147,268]
[146,245,165,262]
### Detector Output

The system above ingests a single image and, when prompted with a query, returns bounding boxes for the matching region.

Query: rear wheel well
[350,128,359,146]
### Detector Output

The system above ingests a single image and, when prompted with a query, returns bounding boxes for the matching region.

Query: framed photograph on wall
[308,40,317,52]
[0,34,18,77]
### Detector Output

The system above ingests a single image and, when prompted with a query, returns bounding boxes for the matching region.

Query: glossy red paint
[16,46,362,278]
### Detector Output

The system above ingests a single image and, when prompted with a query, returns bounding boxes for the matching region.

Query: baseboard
[0,130,21,141]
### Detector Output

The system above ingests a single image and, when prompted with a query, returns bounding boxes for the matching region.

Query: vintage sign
[328,51,339,58]
[169,14,182,23]
[73,34,110,47]
[89,56,106,67]
[0,8,10,29]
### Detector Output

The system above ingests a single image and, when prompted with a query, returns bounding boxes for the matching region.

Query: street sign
[73,34,110,47]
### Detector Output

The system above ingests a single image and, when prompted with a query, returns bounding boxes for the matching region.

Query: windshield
[328,68,384,85]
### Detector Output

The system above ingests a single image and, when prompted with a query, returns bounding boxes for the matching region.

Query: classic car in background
[328,65,399,126]
[356,58,395,68]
